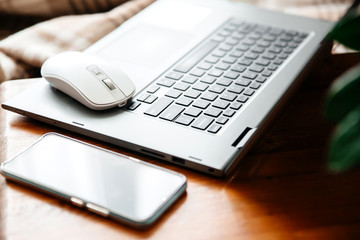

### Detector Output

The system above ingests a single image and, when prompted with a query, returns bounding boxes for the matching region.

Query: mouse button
[102,78,116,91]
[87,65,108,81]
[112,73,136,97]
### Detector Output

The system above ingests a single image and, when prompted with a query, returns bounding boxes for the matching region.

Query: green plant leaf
[328,105,360,172]
[327,11,360,51]
[324,65,360,123]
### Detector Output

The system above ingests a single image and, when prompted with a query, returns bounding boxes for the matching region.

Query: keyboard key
[208,124,222,134]
[165,89,182,99]
[280,35,293,42]
[238,58,252,66]
[285,30,298,36]
[137,93,150,102]
[268,47,282,54]
[236,44,250,52]
[250,82,261,89]
[223,56,237,64]
[184,107,202,117]
[157,78,176,87]
[223,71,239,80]
[274,41,287,48]
[262,70,272,77]
[269,28,283,36]
[244,52,259,60]
[237,95,249,103]
[174,41,218,73]
[205,56,219,64]
[262,52,276,60]
[257,40,271,48]
[144,97,173,117]
[255,76,267,83]
[283,47,293,54]
[249,65,264,73]
[239,23,254,34]
[219,43,233,51]
[208,69,224,77]
[213,99,230,109]
[193,82,209,91]
[217,77,233,86]
[204,107,222,118]
[242,71,258,80]
[267,64,278,71]
[242,38,256,46]
[182,75,198,84]
[209,85,225,94]
[218,30,231,37]
[175,114,194,126]
[193,99,210,109]
[127,101,141,111]
[263,34,276,42]
[231,65,246,73]
[176,97,193,106]
[192,116,214,130]
[254,25,270,34]
[223,109,236,117]
[278,53,289,59]
[147,85,160,94]
[220,92,237,102]
[230,102,242,110]
[229,50,243,58]
[159,105,185,121]
[243,89,255,96]
[201,92,218,101]
[144,95,158,104]
[165,72,183,80]
[248,32,262,40]
[200,75,217,84]
[251,46,265,54]
[184,89,201,99]
[216,116,229,125]
[228,85,244,94]
[273,59,283,65]
[212,49,226,57]
[174,82,190,91]
[216,62,230,70]
[197,62,213,70]
[235,78,251,86]
[190,69,206,77]
[225,38,239,46]
[232,32,246,39]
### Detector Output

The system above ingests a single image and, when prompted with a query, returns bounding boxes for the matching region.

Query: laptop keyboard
[127,19,308,134]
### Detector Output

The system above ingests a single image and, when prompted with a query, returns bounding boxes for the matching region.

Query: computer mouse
[41,51,136,111]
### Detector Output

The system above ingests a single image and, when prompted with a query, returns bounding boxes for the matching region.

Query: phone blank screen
[1,134,186,223]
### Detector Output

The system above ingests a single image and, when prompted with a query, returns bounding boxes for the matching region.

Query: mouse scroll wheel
[102,79,116,90]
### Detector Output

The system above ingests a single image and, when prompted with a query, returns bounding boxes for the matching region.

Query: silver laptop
[2,0,334,176]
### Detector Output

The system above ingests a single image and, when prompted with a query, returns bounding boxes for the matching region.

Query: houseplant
[323,6,360,172]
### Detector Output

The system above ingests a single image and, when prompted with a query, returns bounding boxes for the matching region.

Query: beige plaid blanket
[0,0,155,82]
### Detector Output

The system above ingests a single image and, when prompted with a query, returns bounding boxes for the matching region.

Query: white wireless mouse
[41,51,136,111]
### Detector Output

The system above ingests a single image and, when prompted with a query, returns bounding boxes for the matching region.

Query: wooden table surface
[1,49,360,239]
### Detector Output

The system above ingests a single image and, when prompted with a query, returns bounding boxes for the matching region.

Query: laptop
[2,0,334,176]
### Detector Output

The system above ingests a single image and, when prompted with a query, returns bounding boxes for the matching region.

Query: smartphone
[0,133,187,228]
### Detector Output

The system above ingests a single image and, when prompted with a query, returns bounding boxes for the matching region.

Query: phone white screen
[1,133,186,225]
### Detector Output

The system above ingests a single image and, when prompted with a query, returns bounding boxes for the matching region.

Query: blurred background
[0,0,354,40]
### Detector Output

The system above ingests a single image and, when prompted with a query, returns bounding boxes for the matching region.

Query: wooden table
[1,51,360,239]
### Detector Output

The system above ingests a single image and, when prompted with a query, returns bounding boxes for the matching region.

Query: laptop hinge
[232,127,257,148]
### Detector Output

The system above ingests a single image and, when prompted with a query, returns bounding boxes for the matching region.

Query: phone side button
[86,203,110,217]
[70,197,84,207]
